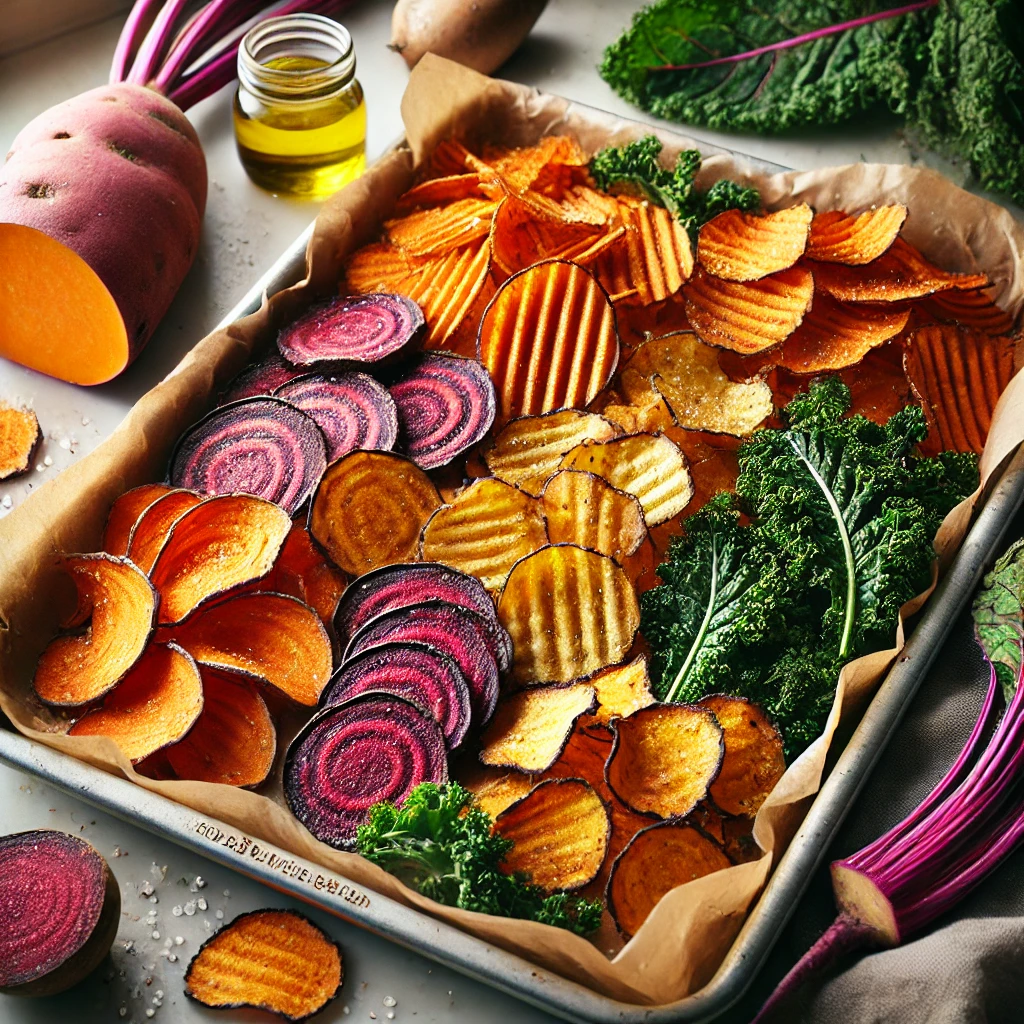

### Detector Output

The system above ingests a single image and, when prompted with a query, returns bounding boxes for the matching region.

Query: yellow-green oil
[234,56,366,200]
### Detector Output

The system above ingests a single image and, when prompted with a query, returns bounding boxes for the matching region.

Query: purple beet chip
[389,351,496,470]
[284,693,448,849]
[220,354,306,404]
[169,396,328,516]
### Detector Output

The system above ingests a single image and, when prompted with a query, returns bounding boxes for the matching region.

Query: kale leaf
[973,538,1024,701]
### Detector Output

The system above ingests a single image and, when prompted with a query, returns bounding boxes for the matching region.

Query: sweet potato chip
[169,592,333,706]
[125,489,203,574]
[484,409,622,496]
[607,704,724,819]
[698,694,785,817]
[422,139,477,177]
[479,683,597,773]
[684,264,815,354]
[185,909,343,1022]
[558,433,694,526]
[385,196,498,257]
[587,656,655,725]
[68,642,203,763]
[904,324,1016,456]
[309,450,441,576]
[484,135,587,193]
[805,205,907,265]
[697,204,812,282]
[477,260,620,423]
[102,484,175,556]
[420,478,548,590]
[262,521,347,629]
[839,342,916,425]
[490,193,603,276]
[396,172,487,211]
[495,778,610,891]
[607,822,731,937]
[342,241,414,294]
[33,555,156,706]
[497,545,640,686]
[459,765,537,819]
[0,403,40,480]
[919,288,1015,336]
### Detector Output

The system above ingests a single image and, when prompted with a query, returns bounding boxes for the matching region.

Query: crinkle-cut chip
[0,403,40,480]
[420,478,548,591]
[497,545,640,686]
[805,205,907,265]
[607,704,724,819]
[395,172,487,212]
[342,241,415,295]
[125,490,203,574]
[698,694,786,818]
[262,521,347,629]
[33,555,156,706]
[919,288,1015,336]
[68,643,203,763]
[607,822,731,938]
[484,409,622,496]
[184,909,343,1021]
[148,495,291,625]
[541,470,647,562]
[697,204,812,282]
[587,656,655,725]
[904,324,1016,457]
[459,765,538,819]
[103,484,175,556]
[309,450,441,576]
[485,135,587,193]
[166,668,276,787]
[479,684,597,773]
[494,778,610,891]
[422,139,477,178]
[477,260,620,423]
[403,238,492,345]
[558,433,694,526]
[385,197,498,257]
[685,264,815,354]
[811,237,990,302]
[168,592,333,706]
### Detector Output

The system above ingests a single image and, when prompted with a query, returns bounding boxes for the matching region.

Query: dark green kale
[973,538,1024,701]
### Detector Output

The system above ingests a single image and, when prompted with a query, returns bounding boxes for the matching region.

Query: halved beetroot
[284,693,448,849]
[275,371,399,462]
[322,641,473,750]
[389,352,496,469]
[169,397,328,516]
[277,293,424,368]
[221,353,306,404]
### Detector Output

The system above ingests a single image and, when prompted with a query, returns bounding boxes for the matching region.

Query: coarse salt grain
[197,898,208,911]
[383,997,396,1007]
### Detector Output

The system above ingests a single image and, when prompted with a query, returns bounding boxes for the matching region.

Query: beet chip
[102,483,175,556]
[220,353,306,404]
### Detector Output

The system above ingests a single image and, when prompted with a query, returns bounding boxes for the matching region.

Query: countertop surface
[1,4,1018,1024]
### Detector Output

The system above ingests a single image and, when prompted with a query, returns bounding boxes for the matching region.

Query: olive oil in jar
[234,15,366,200]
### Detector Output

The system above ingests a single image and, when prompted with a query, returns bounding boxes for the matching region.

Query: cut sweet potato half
[0,403,41,480]
[261,521,348,629]
[805,205,907,265]
[125,489,202,573]
[697,204,812,282]
[102,483,175,556]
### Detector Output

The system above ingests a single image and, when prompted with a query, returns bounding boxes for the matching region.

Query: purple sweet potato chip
[220,354,306,404]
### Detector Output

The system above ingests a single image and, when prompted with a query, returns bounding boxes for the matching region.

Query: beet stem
[126,0,192,86]
[110,0,166,83]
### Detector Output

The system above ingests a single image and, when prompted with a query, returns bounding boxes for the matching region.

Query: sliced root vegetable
[697,204,812,282]
[274,372,398,462]
[587,656,656,726]
[497,545,639,686]
[68,642,203,763]
[322,642,473,750]
[395,172,488,211]
[125,489,202,574]
[494,778,610,892]
[0,403,41,480]
[342,242,414,294]
[170,592,333,707]
[805,205,908,265]
[149,494,292,625]
[285,694,448,849]
[262,521,348,629]
[459,764,537,818]
[308,450,441,576]
[389,352,496,470]
[479,683,597,773]
[184,909,343,1022]
[102,483,175,556]
[611,197,693,304]
[918,288,1015,336]
[33,555,156,706]
[221,353,306,404]
[420,478,548,590]
[607,822,731,938]
[403,239,493,346]
[278,293,424,368]
[0,830,120,996]
[384,196,498,257]
[165,668,276,788]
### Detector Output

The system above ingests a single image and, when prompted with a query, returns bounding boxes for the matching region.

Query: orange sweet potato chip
[103,483,175,556]
[460,765,538,819]
[697,204,812,282]
[395,172,488,212]
[0,402,40,480]
[805,205,907,265]
[919,288,1015,336]
[33,555,157,706]
[486,135,587,194]
[262,521,347,629]
[125,489,203,574]
[342,241,415,295]
[404,238,493,346]
[490,193,604,277]
[385,196,499,257]
[494,778,610,891]
[587,656,656,726]
[185,909,343,1021]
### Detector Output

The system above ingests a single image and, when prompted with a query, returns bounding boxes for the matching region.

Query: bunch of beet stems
[755,656,1024,1022]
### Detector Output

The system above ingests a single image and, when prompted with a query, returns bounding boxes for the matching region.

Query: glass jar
[233,14,366,200]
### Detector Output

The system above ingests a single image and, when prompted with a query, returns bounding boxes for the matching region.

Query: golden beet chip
[420,478,548,590]
[149,494,291,625]
[484,409,622,496]
[342,241,414,294]
[34,555,157,706]
[166,668,276,787]
[125,489,203,574]
[607,822,731,938]
[169,592,333,706]
[477,260,620,423]
[185,909,343,1022]
[920,288,1015,336]
[697,204,812,282]
[497,545,640,686]
[541,470,647,562]
[495,778,610,891]
[309,450,441,576]
[385,196,498,257]
[103,483,175,556]
[607,704,724,819]
[685,264,815,354]
[588,656,656,726]
[805,205,907,265]
[262,521,347,629]
[479,683,597,773]
[558,433,694,526]
[904,324,1016,457]
[698,694,786,817]
[459,765,537,819]
[0,402,40,480]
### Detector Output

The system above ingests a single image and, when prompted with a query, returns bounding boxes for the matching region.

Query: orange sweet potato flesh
[261,521,348,629]
[0,403,41,480]
[103,484,175,556]
[126,490,202,574]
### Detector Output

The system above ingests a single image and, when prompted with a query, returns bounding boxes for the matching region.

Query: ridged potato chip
[103,483,175,556]
[805,205,907,265]
[587,656,656,726]
[342,242,414,294]
[919,288,1015,336]
[459,765,538,819]
[125,489,203,574]
[384,196,498,257]
[697,204,812,282]
[404,238,493,346]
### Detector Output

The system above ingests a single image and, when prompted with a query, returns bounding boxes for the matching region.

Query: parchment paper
[1,56,1023,1007]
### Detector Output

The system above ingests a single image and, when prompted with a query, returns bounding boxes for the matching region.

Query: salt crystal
[36,463,45,472]
[167,953,177,963]
[151,931,159,940]
[139,881,154,898]
[2,496,12,509]
[146,1010,155,1019]
[383,997,396,1007]
[119,1007,128,1018]
[387,1015,395,1021]
[191,876,207,891]
[343,1008,350,1016]
[164,939,173,949]
[82,416,91,426]
[197,897,208,911]
[59,437,71,450]
[215,910,224,920]
[184,900,196,917]
[171,905,183,917]
[174,936,184,946]
[155,991,163,999]
[223,889,231,897]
